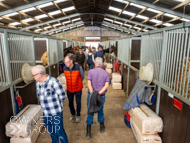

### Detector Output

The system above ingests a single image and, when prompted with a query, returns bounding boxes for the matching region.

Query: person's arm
[55,80,67,101]
[87,80,93,93]
[79,66,84,80]
[98,82,109,95]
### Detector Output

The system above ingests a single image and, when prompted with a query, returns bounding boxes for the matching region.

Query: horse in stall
[110,45,117,57]
[64,46,75,57]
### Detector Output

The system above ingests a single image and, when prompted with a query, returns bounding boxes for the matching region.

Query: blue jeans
[86,93,105,125]
[88,64,93,70]
[43,112,68,143]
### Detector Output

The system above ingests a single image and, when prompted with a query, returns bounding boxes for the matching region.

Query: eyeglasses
[65,60,71,64]
[32,73,41,77]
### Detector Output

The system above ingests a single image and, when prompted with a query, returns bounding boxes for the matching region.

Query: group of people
[31,46,109,143]
[75,46,104,71]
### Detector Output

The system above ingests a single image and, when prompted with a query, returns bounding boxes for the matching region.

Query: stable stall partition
[0,28,69,143]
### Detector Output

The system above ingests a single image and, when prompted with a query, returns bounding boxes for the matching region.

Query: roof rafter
[0,0,54,17]
[171,0,190,10]
[125,0,190,19]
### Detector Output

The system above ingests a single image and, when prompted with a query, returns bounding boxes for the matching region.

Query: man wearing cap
[86,57,110,138]
[76,48,85,70]
[63,53,84,123]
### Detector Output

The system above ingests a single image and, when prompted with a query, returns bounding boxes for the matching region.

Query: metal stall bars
[0,31,10,90]
[57,40,64,75]
[48,38,58,76]
[161,27,190,100]
[141,32,163,114]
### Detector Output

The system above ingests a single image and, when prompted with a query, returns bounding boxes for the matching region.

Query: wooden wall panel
[131,39,141,60]
[15,81,38,107]
[34,40,47,61]
[159,88,190,143]
[0,89,13,143]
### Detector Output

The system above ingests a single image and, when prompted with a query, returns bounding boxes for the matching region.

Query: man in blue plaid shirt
[32,65,68,143]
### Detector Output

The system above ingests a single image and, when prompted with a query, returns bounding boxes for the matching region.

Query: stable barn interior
[0,0,190,143]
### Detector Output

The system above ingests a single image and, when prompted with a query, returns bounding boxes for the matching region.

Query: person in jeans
[87,49,94,70]
[31,65,68,143]
[63,53,84,123]
[86,57,110,138]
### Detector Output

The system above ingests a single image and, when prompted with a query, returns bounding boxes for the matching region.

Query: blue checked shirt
[36,75,67,116]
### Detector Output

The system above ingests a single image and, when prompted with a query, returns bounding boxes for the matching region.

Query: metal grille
[122,38,130,65]
[57,40,63,61]
[161,28,190,99]
[8,33,34,82]
[0,33,9,87]
[48,39,58,64]
[118,39,123,61]
[141,33,163,81]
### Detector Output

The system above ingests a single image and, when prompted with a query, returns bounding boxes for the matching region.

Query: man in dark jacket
[86,57,110,139]
[76,48,85,70]
[94,46,104,62]
[63,53,84,123]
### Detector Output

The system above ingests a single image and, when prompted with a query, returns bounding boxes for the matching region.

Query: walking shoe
[100,122,105,133]
[86,125,91,139]
[75,116,81,123]
[69,115,75,121]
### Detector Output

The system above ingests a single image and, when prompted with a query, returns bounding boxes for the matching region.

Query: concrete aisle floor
[36,70,136,143]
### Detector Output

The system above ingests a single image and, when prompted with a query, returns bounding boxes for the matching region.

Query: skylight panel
[78,24,84,27]
[48,10,61,16]
[35,28,42,32]
[62,6,75,12]
[149,19,162,23]
[124,23,132,27]
[122,10,136,16]
[117,28,123,31]
[109,6,122,13]
[114,21,123,25]
[0,17,3,20]
[114,0,128,4]
[22,18,34,22]
[38,2,53,8]
[56,30,62,33]
[5,12,19,17]
[72,18,80,21]
[136,15,148,20]
[54,0,67,3]
[104,18,113,22]
[143,29,149,32]
[180,18,190,22]
[53,23,61,27]
[63,21,71,24]
[102,24,107,26]
[44,26,52,29]
[111,27,116,29]
[48,32,54,35]
[63,28,69,31]
[9,22,21,26]
[133,26,141,30]
[164,13,177,18]
[35,14,48,19]
[130,3,145,9]
[147,8,161,13]
[21,7,36,13]
[70,26,76,29]
[163,23,174,27]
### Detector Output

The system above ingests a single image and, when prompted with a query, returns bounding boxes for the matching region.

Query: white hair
[95,57,103,66]
[32,65,46,75]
